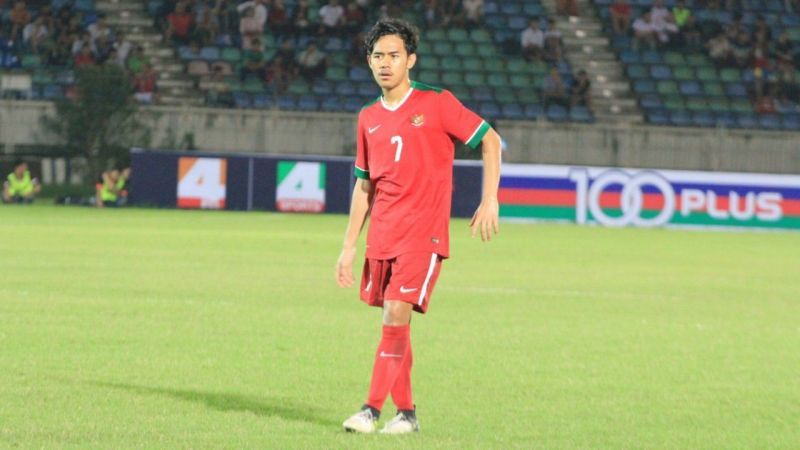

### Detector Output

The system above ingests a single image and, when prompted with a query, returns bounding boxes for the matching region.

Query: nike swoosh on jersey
[399,286,418,294]
[379,351,403,358]
[368,125,381,133]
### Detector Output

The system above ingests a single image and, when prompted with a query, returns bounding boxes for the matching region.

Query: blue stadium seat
[620,49,641,64]
[640,94,663,109]
[570,106,594,123]
[312,80,333,95]
[782,114,800,130]
[642,51,662,64]
[233,91,251,108]
[324,38,344,52]
[736,113,759,129]
[298,95,319,111]
[343,96,363,112]
[471,87,494,102]
[200,46,220,60]
[42,84,63,100]
[524,104,542,120]
[693,111,716,127]
[349,66,371,82]
[334,81,355,96]
[500,2,522,15]
[669,110,692,126]
[759,114,782,130]
[479,101,501,119]
[725,83,748,97]
[321,96,343,111]
[546,105,568,122]
[277,95,296,109]
[501,103,524,120]
[252,94,272,108]
[484,1,499,14]
[507,16,527,31]
[679,81,702,96]
[647,109,670,125]
[633,79,656,94]
[357,82,377,97]
[650,65,673,80]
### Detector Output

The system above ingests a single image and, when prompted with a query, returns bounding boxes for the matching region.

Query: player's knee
[383,301,412,325]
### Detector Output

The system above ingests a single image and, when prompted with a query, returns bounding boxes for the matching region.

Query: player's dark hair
[364,18,419,56]
[13,159,25,168]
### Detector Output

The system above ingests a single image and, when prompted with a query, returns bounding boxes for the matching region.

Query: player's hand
[470,197,500,242]
[336,246,357,287]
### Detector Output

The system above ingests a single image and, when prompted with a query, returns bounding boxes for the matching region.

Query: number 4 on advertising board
[276,161,326,213]
[177,157,227,209]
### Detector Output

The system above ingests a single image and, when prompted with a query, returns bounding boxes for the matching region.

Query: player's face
[367,34,417,91]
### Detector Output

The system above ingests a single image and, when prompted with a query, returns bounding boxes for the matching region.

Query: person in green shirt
[95,167,130,208]
[672,0,691,28]
[3,160,41,204]
[240,37,266,81]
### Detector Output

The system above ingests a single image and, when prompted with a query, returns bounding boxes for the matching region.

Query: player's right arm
[336,113,373,288]
[336,178,374,287]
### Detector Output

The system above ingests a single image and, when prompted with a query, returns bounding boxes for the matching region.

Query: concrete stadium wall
[2,100,798,174]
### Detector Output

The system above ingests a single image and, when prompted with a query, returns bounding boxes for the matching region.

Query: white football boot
[342,406,378,433]
[379,410,420,434]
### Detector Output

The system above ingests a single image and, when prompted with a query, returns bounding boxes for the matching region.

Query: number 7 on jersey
[391,135,403,162]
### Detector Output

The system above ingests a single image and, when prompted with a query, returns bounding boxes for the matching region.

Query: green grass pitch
[1,205,798,449]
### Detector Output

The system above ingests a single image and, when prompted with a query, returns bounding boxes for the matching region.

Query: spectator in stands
[236,0,268,30]
[88,15,113,57]
[105,48,122,67]
[649,0,669,26]
[423,0,439,28]
[439,0,464,27]
[193,0,219,46]
[344,1,366,35]
[240,37,266,81]
[654,14,679,47]
[22,15,48,54]
[557,0,578,17]
[672,0,690,28]
[292,0,313,37]
[49,29,74,65]
[266,54,295,93]
[774,31,795,71]
[73,44,96,67]
[3,160,40,204]
[776,62,798,104]
[9,1,30,41]
[239,7,263,50]
[725,13,744,41]
[133,63,158,104]
[71,31,96,56]
[754,15,772,42]
[268,0,292,40]
[609,0,631,35]
[113,32,132,67]
[730,30,751,68]
[166,2,194,45]
[544,18,562,63]
[542,66,568,108]
[680,15,701,48]
[520,18,544,62]
[127,45,149,74]
[570,69,592,110]
[295,41,328,82]
[706,32,731,67]
[462,0,484,27]
[755,94,777,114]
[38,5,55,33]
[632,12,657,50]
[319,0,346,36]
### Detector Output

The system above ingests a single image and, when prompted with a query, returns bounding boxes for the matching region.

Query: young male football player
[335,18,501,434]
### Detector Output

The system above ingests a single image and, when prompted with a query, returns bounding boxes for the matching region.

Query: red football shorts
[360,252,443,314]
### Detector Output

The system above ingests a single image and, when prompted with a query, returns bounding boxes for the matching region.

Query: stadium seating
[164,0,592,123]
[594,0,800,131]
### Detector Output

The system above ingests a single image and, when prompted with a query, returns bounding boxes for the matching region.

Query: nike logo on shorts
[380,351,403,358]
[399,286,418,294]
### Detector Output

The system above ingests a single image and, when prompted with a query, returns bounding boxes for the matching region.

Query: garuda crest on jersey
[410,114,425,127]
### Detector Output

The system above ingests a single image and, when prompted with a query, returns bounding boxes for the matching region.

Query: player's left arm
[470,127,502,242]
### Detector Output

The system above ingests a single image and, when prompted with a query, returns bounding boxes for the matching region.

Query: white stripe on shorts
[418,253,438,306]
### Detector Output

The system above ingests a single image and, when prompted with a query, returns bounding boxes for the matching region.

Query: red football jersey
[355,81,489,260]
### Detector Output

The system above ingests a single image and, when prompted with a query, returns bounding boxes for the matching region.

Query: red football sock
[366,324,410,411]
[390,342,414,411]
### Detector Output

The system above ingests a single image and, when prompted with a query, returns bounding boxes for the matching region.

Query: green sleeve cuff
[465,121,491,149]
[354,166,369,179]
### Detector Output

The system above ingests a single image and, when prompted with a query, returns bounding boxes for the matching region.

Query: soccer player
[335,18,502,434]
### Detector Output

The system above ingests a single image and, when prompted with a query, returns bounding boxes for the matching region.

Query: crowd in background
[610,0,799,110]
[0,0,159,102]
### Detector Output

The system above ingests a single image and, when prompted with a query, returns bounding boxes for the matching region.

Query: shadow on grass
[90,381,339,427]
